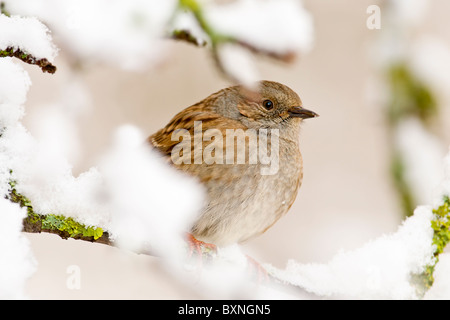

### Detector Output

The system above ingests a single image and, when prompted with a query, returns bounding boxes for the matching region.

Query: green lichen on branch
[0,47,57,74]
[426,196,450,286]
[41,214,104,240]
[413,196,450,295]
[7,180,109,244]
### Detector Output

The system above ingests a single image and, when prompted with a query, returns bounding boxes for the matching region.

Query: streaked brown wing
[148,104,252,185]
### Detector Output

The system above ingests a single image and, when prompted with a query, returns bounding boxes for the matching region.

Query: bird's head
[215,80,318,133]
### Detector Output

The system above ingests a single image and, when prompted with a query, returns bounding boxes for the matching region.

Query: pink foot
[185,233,217,261]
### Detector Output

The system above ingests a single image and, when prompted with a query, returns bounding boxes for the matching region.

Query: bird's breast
[192,139,303,246]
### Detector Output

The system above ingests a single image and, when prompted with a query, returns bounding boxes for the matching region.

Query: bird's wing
[149,104,218,157]
[148,105,253,185]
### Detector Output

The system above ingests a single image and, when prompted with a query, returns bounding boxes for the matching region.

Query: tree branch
[7,180,321,298]
[173,0,297,83]
[8,181,110,245]
[417,196,450,292]
[171,29,207,47]
[175,0,297,61]
[11,179,447,299]
[0,47,57,74]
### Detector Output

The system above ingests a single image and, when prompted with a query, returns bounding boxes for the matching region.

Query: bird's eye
[263,100,274,110]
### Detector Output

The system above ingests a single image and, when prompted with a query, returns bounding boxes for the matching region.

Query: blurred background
[15,0,450,298]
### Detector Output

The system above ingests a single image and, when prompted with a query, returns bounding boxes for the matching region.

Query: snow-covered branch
[266,190,450,299]
[9,182,110,245]
[0,14,58,73]
[173,0,312,84]
[3,0,313,84]
[0,47,56,73]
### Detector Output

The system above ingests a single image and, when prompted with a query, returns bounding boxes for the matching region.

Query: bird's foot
[185,233,217,263]
[184,235,268,283]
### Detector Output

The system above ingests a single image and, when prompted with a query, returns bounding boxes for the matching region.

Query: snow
[0,5,205,294]
[0,58,31,198]
[265,148,450,299]
[178,243,304,299]
[204,0,314,54]
[0,59,36,299]
[7,119,205,255]
[0,58,30,131]
[199,0,313,85]
[424,150,450,300]
[424,254,450,299]
[395,118,446,206]
[99,125,205,257]
[2,0,450,300]
[0,197,36,299]
[410,36,450,100]
[0,60,205,296]
[171,11,209,46]
[0,14,58,62]
[5,0,177,70]
[387,0,429,29]
[0,99,109,229]
[266,205,436,299]
[443,151,450,196]
[4,0,314,84]
[372,0,429,67]
[184,244,253,298]
[216,43,260,87]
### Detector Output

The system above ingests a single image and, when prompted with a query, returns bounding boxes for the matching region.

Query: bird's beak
[288,106,319,119]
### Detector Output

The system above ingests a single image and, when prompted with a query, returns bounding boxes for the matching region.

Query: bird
[148,80,318,248]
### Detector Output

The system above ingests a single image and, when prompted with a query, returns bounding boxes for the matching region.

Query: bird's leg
[245,255,269,283]
[185,233,217,262]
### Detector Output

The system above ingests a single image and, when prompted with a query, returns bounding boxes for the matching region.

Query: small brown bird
[149,81,318,247]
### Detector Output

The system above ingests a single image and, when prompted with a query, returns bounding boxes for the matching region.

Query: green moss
[0,48,14,57]
[415,196,450,293]
[8,179,103,240]
[8,180,33,213]
[0,47,56,73]
[42,214,103,240]
[431,198,450,250]
[430,196,450,261]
